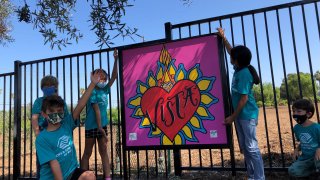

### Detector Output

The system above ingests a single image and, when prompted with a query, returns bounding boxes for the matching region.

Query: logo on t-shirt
[299,133,312,144]
[57,135,70,149]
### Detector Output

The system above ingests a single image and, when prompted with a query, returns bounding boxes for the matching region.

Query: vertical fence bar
[145,150,149,179]
[115,49,123,178]
[13,61,22,180]
[69,57,74,112]
[264,11,285,166]
[56,59,59,79]
[241,15,246,45]
[50,60,52,75]
[29,64,33,177]
[106,51,114,177]
[289,7,303,99]
[9,75,13,179]
[2,76,6,179]
[276,9,295,152]
[252,13,272,167]
[63,58,66,100]
[76,55,82,163]
[315,2,320,42]
[23,65,26,176]
[166,22,182,177]
[42,62,45,77]
[301,5,320,121]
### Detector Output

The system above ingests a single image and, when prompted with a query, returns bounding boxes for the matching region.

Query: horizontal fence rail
[0,0,319,179]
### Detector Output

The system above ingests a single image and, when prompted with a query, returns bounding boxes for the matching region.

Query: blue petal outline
[147,71,157,86]
[167,59,177,72]
[187,63,203,80]
[147,127,163,138]
[195,105,215,120]
[196,76,216,92]
[174,64,187,81]
[180,123,198,142]
[176,132,186,145]
[127,94,143,109]
[200,92,219,108]
[130,106,144,119]
[188,115,207,134]
[136,80,149,94]
[155,61,166,81]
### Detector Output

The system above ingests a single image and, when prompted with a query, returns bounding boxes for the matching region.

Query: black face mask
[293,114,308,124]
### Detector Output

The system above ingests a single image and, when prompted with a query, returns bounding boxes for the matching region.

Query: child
[217,27,265,180]
[31,75,69,136]
[288,99,320,178]
[35,71,103,179]
[31,75,70,178]
[81,49,118,180]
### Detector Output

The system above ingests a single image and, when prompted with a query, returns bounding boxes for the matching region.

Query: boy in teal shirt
[36,71,103,180]
[288,99,320,177]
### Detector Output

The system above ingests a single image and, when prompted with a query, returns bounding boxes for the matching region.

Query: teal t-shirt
[85,87,110,130]
[294,123,320,160]
[231,67,259,120]
[36,114,79,180]
[32,97,70,129]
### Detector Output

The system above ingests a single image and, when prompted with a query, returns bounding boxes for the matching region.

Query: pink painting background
[122,35,228,147]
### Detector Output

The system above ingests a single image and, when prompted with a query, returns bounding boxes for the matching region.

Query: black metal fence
[0,0,319,179]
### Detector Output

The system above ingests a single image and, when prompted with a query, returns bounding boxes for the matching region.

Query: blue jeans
[235,118,265,180]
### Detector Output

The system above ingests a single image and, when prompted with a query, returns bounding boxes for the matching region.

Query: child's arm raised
[50,160,63,180]
[217,28,232,55]
[72,71,101,120]
[107,49,119,88]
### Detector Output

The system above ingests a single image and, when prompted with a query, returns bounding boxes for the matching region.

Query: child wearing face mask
[31,75,70,178]
[32,75,69,136]
[81,49,118,180]
[35,71,102,180]
[288,99,320,178]
[217,27,265,180]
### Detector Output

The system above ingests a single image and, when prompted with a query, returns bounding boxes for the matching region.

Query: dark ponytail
[248,65,260,85]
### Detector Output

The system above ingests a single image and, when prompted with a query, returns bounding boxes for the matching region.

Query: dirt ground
[1,105,320,179]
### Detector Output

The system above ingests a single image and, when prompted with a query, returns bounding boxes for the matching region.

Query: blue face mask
[97,82,107,89]
[42,86,56,96]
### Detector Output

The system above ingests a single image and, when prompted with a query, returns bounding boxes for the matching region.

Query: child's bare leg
[98,137,110,178]
[81,138,95,170]
[78,171,96,180]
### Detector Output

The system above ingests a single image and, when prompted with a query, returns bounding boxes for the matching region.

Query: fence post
[164,22,182,176]
[165,22,172,41]
[13,61,22,180]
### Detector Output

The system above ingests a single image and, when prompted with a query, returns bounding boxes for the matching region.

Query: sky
[0,0,319,106]
[0,0,307,73]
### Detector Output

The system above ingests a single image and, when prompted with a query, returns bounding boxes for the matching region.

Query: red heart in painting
[141,80,200,142]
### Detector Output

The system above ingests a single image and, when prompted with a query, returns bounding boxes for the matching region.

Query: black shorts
[68,168,86,180]
[85,126,108,138]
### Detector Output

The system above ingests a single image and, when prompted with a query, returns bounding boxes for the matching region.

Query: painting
[120,35,230,148]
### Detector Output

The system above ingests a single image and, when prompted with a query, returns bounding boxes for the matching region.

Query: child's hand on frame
[113,48,118,60]
[315,148,320,161]
[216,27,225,38]
[91,70,101,85]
